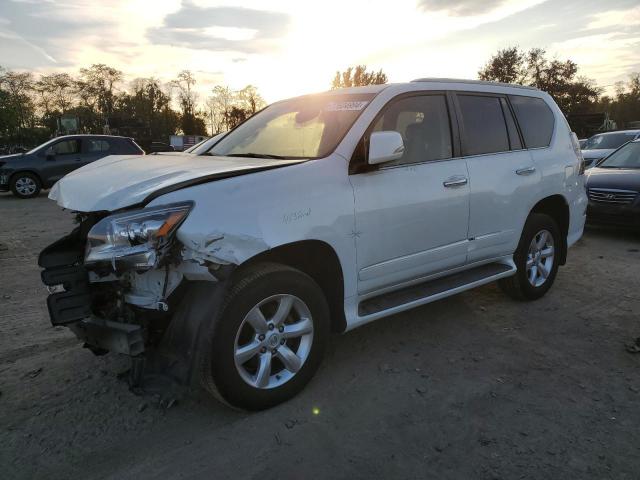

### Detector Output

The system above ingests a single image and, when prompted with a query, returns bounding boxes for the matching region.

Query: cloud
[0,0,116,68]
[147,3,290,53]
[417,0,507,16]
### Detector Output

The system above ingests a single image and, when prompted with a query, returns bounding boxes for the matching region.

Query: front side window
[509,95,554,148]
[210,93,375,159]
[52,139,80,155]
[598,142,640,169]
[583,133,637,150]
[371,94,453,165]
[457,95,509,156]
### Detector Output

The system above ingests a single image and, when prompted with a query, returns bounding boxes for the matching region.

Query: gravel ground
[1,191,639,480]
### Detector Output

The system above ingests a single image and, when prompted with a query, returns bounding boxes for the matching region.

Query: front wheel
[499,213,561,301]
[10,172,41,199]
[200,262,330,410]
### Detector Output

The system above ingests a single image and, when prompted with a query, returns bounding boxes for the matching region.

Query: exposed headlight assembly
[85,202,192,272]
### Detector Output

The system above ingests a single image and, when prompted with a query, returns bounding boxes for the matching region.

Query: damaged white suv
[40,79,587,410]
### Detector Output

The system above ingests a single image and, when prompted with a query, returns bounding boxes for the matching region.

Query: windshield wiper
[225,153,290,160]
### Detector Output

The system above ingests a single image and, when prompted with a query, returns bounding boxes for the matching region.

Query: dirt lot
[1,191,639,480]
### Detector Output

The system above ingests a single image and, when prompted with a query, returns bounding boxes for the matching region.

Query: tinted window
[87,139,110,153]
[52,139,80,155]
[509,95,554,148]
[371,95,452,165]
[458,95,509,155]
[500,98,522,150]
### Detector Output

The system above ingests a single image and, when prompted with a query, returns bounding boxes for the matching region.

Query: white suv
[39,79,587,410]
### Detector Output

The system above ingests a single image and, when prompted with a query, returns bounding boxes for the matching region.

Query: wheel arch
[529,194,570,265]
[239,239,347,333]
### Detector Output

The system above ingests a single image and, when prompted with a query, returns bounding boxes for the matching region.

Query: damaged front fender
[180,231,270,266]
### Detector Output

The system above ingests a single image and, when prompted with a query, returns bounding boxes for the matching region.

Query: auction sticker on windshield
[325,101,369,111]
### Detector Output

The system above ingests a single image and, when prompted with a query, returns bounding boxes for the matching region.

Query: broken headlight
[84,202,192,271]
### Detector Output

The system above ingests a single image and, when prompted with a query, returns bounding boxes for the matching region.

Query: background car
[147,142,175,153]
[581,130,640,169]
[0,134,144,198]
[184,133,224,154]
[585,138,640,228]
[153,133,225,156]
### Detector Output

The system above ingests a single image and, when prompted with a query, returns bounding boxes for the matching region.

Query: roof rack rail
[410,78,538,91]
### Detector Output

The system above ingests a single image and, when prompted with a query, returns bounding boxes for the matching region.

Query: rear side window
[509,95,555,148]
[87,139,110,153]
[457,95,509,156]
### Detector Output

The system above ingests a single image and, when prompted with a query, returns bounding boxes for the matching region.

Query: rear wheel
[499,213,560,301]
[10,172,41,199]
[200,262,330,410]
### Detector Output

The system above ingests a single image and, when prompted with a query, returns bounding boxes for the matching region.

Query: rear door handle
[516,166,536,176]
[443,176,468,188]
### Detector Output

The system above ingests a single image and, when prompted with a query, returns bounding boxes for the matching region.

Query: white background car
[40,79,586,410]
[581,130,640,168]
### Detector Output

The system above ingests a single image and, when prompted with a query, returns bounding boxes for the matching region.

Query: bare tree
[331,65,388,89]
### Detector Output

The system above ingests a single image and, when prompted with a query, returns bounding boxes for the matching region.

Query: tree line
[334,55,639,137]
[478,46,640,134]
[0,64,265,149]
[2,53,638,150]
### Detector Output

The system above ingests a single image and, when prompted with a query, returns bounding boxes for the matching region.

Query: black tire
[10,172,41,199]
[499,213,561,301]
[200,262,330,410]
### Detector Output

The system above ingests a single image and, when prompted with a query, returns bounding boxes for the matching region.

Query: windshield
[583,132,637,150]
[209,93,376,159]
[599,141,640,169]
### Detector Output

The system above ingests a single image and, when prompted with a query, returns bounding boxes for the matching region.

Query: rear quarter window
[119,139,144,154]
[509,95,555,148]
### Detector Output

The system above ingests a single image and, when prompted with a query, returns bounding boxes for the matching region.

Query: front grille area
[588,188,638,205]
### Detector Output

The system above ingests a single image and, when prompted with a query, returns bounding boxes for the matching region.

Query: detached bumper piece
[70,317,144,356]
[39,229,92,326]
[42,265,92,326]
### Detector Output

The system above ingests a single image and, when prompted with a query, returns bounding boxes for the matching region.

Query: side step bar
[358,262,516,317]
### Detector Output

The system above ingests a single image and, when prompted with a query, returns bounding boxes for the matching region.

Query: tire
[200,262,330,410]
[10,172,41,199]
[499,213,561,301]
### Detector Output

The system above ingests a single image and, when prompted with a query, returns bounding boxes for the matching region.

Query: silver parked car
[581,130,640,169]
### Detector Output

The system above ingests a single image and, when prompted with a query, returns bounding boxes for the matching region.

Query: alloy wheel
[15,177,37,196]
[526,229,555,287]
[233,294,314,389]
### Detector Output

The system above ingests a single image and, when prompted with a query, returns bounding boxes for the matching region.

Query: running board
[358,262,516,317]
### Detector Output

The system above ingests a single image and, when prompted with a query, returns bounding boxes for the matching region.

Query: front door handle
[516,166,536,176]
[443,176,468,188]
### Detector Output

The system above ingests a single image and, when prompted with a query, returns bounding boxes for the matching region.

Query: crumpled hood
[49,153,306,212]
[581,149,613,160]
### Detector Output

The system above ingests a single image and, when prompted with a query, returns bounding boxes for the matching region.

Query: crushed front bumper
[39,220,146,356]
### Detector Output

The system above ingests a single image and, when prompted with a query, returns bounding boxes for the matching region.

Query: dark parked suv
[0,135,144,198]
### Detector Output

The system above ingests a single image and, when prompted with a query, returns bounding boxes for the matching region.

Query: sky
[0,0,638,103]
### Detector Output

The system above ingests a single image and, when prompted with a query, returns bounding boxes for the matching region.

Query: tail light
[570,132,585,175]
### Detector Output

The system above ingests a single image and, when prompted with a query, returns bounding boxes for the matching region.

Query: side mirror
[368,131,405,165]
[45,147,55,160]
